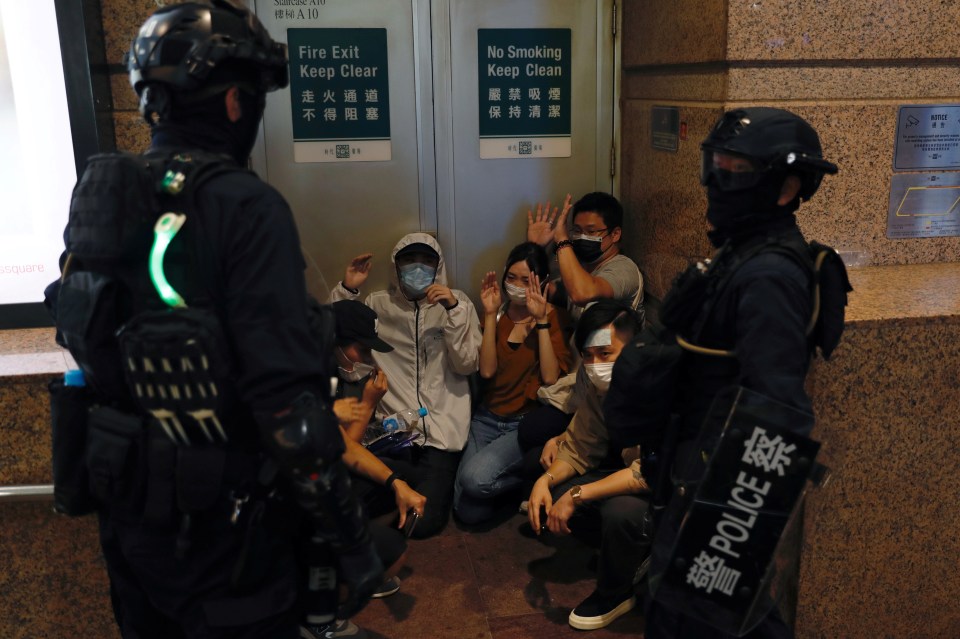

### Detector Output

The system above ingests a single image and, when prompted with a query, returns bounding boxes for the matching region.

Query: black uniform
[92,130,328,639]
[645,223,814,639]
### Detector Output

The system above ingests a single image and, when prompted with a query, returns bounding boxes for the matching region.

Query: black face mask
[229,89,266,163]
[706,172,799,246]
[150,88,266,165]
[572,236,605,263]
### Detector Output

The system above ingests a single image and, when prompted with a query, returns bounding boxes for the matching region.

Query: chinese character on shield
[742,426,796,476]
[686,551,742,595]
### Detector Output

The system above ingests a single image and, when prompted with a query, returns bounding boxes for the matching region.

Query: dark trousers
[551,471,653,598]
[517,404,573,451]
[380,446,462,539]
[98,500,301,639]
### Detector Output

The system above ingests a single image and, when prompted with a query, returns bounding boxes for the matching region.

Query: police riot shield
[648,386,821,636]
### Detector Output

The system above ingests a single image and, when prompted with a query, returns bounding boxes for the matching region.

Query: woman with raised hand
[453,242,571,525]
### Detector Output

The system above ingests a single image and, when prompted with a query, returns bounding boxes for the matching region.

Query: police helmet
[127,0,288,120]
[700,107,838,200]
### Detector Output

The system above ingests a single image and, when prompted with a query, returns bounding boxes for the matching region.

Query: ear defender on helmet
[700,107,838,201]
[126,0,288,122]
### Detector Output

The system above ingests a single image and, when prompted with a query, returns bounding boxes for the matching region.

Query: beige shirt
[556,368,640,475]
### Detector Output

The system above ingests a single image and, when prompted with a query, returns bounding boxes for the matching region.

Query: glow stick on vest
[149,212,188,308]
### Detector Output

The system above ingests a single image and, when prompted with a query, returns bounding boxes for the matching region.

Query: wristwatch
[570,485,583,508]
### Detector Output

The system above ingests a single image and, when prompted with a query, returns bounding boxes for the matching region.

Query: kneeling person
[528,300,651,631]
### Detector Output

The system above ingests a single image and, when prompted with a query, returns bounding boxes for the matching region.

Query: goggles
[700,149,772,192]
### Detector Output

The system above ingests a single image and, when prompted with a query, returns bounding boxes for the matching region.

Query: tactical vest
[48,149,253,521]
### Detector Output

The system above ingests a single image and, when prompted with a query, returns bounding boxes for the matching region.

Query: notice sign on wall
[893,104,960,171]
[477,29,571,159]
[287,28,391,163]
[887,172,960,238]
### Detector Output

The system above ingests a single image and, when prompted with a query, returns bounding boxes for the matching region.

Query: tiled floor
[353,512,646,639]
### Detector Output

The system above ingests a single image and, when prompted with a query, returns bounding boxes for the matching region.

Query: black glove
[336,536,384,619]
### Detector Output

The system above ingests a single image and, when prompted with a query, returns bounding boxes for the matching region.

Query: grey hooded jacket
[329,233,482,451]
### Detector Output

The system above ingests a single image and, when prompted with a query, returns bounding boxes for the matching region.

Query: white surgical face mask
[337,348,376,382]
[398,263,437,300]
[584,362,614,392]
[504,282,526,304]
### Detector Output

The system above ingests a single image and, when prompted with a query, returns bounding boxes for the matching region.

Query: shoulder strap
[681,236,816,358]
[143,149,248,308]
[805,241,852,359]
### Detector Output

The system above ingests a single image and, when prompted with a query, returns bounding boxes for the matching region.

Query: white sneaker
[371,575,401,598]
[300,619,367,639]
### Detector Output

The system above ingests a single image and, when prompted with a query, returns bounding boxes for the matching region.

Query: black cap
[395,242,439,260]
[332,300,393,352]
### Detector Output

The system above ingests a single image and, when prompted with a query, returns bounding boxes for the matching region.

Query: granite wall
[0,330,118,639]
[621,0,960,299]
[620,1,960,637]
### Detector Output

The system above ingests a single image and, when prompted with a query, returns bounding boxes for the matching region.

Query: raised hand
[552,194,573,244]
[479,271,502,315]
[526,272,548,321]
[527,200,559,247]
[344,253,373,290]
[425,283,458,310]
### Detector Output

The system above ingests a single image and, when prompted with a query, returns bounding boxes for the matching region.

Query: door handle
[0,484,54,503]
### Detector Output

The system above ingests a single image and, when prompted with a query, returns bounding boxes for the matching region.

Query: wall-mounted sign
[287,28,391,163]
[651,105,680,152]
[893,104,960,171]
[886,172,960,238]
[477,28,571,159]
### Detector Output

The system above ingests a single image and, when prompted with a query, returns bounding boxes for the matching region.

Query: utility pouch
[118,307,232,446]
[86,406,144,503]
[48,378,98,516]
[56,271,130,399]
[177,447,227,513]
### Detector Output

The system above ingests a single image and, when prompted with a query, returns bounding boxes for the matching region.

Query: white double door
[251,0,618,302]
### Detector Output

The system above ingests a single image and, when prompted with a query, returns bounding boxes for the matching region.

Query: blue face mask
[398,263,437,300]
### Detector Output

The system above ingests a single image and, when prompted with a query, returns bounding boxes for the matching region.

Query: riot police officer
[645,108,840,639]
[49,2,381,637]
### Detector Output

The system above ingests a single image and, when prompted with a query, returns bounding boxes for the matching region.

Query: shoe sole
[568,595,636,630]
[371,576,401,598]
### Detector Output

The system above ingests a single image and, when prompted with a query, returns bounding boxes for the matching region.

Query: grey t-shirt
[567,253,644,322]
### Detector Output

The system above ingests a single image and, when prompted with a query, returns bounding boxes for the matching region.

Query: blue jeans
[453,406,525,525]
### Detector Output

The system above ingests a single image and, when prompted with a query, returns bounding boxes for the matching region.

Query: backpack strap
[142,149,248,309]
[679,235,816,358]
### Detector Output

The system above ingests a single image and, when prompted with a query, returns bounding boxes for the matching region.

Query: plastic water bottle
[363,407,428,447]
[382,407,428,433]
[64,369,86,387]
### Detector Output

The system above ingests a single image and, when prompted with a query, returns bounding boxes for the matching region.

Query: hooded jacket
[330,233,482,451]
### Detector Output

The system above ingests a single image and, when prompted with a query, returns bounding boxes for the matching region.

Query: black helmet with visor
[700,107,838,200]
[126,0,288,122]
